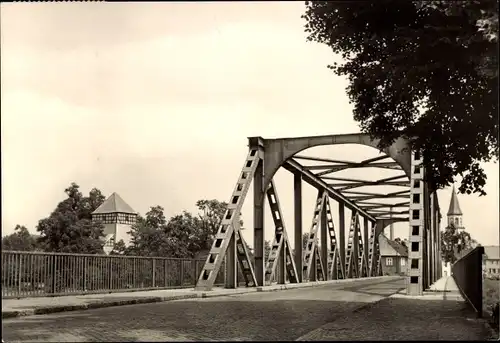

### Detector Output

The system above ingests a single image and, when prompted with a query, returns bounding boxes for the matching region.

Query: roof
[386,239,409,257]
[483,245,500,260]
[92,192,137,215]
[380,234,408,257]
[447,186,463,216]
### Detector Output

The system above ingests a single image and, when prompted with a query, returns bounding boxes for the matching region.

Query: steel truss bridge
[195,133,442,296]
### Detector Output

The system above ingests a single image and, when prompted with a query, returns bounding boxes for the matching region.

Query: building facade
[379,234,408,276]
[483,245,500,279]
[91,192,137,254]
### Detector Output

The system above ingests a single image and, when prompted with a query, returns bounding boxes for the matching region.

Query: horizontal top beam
[283,159,376,221]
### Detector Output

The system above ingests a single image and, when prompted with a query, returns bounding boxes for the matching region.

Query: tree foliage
[394,237,408,248]
[440,223,477,264]
[36,183,106,254]
[303,0,498,195]
[2,225,41,251]
[126,199,231,258]
[264,240,272,261]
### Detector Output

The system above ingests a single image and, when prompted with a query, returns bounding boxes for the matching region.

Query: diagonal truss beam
[195,149,259,291]
[321,174,407,183]
[264,180,299,285]
[314,155,402,177]
[367,210,410,216]
[330,181,409,191]
[360,201,410,210]
[302,191,327,282]
[294,154,391,165]
[283,159,376,221]
[348,190,411,202]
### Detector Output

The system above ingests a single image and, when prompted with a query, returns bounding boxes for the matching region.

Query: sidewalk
[2,276,394,319]
[296,289,496,341]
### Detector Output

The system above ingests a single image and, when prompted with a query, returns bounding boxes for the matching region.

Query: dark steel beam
[342,189,410,197]
[315,162,402,176]
[321,174,408,183]
[295,154,391,165]
[329,181,410,190]
[283,159,376,221]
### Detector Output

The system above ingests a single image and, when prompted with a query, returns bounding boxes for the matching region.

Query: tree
[394,237,408,248]
[36,183,106,254]
[303,1,498,195]
[195,199,228,252]
[2,225,41,251]
[127,205,206,258]
[110,239,127,255]
[264,240,272,262]
[302,232,319,251]
[126,205,175,257]
[441,223,477,264]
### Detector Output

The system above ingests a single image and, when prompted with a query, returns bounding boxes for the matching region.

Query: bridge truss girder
[195,133,442,296]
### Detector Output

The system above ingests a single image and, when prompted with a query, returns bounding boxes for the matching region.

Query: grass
[483,277,499,333]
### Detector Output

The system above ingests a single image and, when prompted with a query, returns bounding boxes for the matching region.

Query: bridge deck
[2,277,493,341]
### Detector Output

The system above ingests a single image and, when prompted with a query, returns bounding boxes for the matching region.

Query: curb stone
[2,294,199,319]
[2,276,397,319]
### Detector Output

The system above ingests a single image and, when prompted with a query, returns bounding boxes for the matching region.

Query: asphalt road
[3,277,405,342]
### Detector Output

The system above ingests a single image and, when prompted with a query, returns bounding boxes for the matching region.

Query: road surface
[3,277,405,342]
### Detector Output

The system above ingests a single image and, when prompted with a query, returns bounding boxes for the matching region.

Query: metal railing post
[51,255,57,294]
[152,258,156,288]
[18,254,22,296]
[192,260,197,286]
[180,260,184,286]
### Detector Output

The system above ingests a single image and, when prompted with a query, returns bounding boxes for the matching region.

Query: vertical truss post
[437,205,442,278]
[424,184,430,290]
[315,247,326,281]
[363,217,369,277]
[433,194,440,282]
[278,243,286,284]
[320,203,328,280]
[338,203,346,275]
[311,251,317,281]
[195,148,260,291]
[294,173,303,282]
[407,150,425,295]
[253,148,265,287]
[430,193,435,284]
[225,233,237,288]
[302,191,327,282]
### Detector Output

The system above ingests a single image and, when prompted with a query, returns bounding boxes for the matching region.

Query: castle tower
[447,185,463,229]
[91,192,137,254]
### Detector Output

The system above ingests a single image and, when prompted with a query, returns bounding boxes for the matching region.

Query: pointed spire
[447,186,463,216]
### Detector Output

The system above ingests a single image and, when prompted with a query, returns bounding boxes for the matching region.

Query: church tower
[91,192,137,254]
[447,186,463,229]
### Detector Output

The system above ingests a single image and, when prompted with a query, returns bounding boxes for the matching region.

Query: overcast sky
[1,2,498,249]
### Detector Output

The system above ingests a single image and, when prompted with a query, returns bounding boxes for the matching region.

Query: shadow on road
[3,298,370,342]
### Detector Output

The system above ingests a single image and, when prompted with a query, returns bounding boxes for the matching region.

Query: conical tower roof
[92,192,137,215]
[447,186,463,216]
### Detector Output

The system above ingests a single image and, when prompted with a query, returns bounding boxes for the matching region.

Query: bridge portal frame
[195,133,441,296]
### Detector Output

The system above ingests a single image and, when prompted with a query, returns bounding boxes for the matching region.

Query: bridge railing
[451,246,485,317]
[1,250,225,299]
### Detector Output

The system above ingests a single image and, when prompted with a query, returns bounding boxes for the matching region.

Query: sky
[1,2,499,249]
